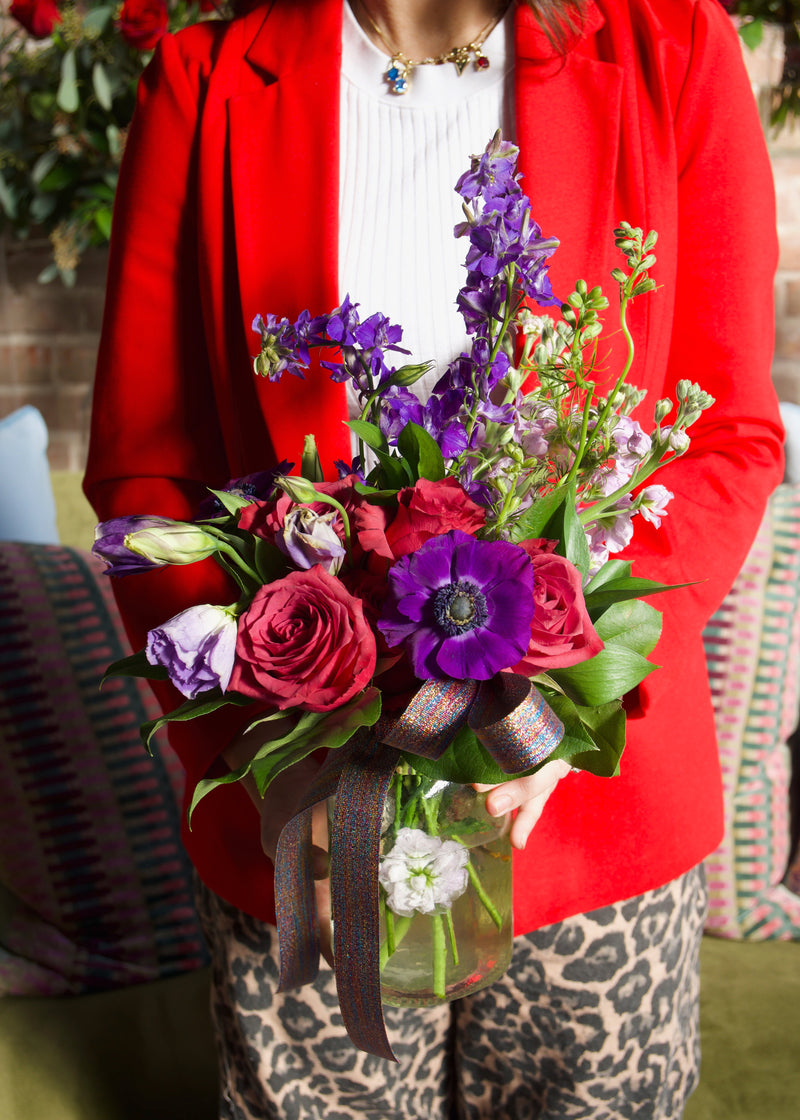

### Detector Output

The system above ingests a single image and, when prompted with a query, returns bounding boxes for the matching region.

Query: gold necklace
[354,1,510,95]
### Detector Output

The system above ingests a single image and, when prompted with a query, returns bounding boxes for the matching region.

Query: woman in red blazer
[85,0,784,1115]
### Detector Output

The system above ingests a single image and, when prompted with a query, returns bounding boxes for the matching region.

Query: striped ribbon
[274,673,564,1060]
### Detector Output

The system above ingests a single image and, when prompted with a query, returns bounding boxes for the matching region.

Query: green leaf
[583,573,690,619]
[93,206,113,241]
[187,688,382,822]
[101,648,169,686]
[92,61,113,111]
[141,690,252,755]
[372,447,414,490]
[0,171,18,221]
[347,418,388,454]
[82,5,114,34]
[31,149,59,186]
[396,422,446,482]
[39,163,79,192]
[509,482,591,575]
[206,488,254,517]
[739,18,764,51]
[549,645,657,707]
[57,49,80,114]
[37,263,60,285]
[253,537,287,583]
[352,482,400,503]
[593,599,662,658]
[567,701,626,777]
[106,125,122,159]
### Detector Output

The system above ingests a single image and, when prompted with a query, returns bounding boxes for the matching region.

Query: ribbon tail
[330,728,400,1061]
[275,751,347,993]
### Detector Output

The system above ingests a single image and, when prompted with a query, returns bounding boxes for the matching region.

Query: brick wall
[0,237,107,471]
[1,27,800,471]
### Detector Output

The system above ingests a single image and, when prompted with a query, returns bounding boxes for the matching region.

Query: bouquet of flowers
[94,133,712,1058]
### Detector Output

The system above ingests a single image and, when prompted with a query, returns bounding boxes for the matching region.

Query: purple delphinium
[146,604,237,699]
[252,314,309,381]
[377,529,535,681]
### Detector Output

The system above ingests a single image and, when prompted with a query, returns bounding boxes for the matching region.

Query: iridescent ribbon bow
[274,673,564,1060]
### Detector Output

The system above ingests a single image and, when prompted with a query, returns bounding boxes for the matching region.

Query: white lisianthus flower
[379,828,469,917]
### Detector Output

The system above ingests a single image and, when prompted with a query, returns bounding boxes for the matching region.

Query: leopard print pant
[194,865,706,1120]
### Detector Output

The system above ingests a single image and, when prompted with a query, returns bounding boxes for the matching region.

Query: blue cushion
[0,407,59,544]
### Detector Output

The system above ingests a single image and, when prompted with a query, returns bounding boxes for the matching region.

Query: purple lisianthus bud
[276,508,346,574]
[125,519,220,566]
[93,516,176,575]
[146,604,238,699]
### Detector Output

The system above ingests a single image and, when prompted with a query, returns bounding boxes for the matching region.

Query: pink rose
[116,0,168,51]
[229,566,376,711]
[356,477,486,560]
[10,0,60,38]
[511,542,604,675]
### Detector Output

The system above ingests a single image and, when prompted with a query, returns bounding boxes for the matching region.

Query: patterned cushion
[0,543,208,995]
[702,484,800,939]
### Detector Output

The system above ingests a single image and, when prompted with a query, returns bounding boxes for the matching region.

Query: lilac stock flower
[613,416,652,469]
[637,484,674,528]
[378,530,535,681]
[276,508,346,574]
[146,604,237,699]
[379,828,469,916]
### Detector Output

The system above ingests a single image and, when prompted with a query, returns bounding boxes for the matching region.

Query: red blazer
[85,0,784,932]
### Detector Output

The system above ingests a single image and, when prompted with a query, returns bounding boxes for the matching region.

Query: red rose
[511,542,604,674]
[229,566,376,711]
[116,0,168,51]
[356,477,486,560]
[10,0,61,38]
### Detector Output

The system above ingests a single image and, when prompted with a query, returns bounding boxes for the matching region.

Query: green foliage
[0,1,219,283]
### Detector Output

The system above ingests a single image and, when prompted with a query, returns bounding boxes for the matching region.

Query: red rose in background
[116,0,168,51]
[356,477,486,560]
[229,566,376,711]
[10,0,61,38]
[511,541,604,674]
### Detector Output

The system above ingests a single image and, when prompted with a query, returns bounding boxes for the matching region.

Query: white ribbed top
[339,1,514,410]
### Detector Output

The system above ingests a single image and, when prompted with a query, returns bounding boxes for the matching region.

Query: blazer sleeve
[621,0,784,709]
[84,31,245,781]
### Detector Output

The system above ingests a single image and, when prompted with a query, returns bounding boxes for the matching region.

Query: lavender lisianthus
[378,827,469,916]
[276,507,347,574]
[146,604,238,699]
[378,530,535,680]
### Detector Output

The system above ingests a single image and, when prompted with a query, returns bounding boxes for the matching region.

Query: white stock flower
[379,828,469,917]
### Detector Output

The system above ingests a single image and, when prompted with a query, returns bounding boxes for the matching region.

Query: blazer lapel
[227,0,352,474]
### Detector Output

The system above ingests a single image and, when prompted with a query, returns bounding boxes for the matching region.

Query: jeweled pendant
[475,53,491,71]
[386,57,410,94]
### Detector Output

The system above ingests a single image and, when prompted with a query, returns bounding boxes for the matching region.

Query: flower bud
[276,475,322,504]
[654,399,672,423]
[668,428,690,453]
[125,520,220,566]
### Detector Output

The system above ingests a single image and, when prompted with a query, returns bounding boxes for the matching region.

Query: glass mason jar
[374,762,513,1007]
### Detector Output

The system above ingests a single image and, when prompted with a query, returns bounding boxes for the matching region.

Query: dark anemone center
[433,580,488,637]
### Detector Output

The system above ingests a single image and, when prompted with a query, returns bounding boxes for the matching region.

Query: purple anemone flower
[377,530,535,681]
[146,604,237,699]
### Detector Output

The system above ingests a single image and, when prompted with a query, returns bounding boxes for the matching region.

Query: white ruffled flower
[378,828,469,917]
